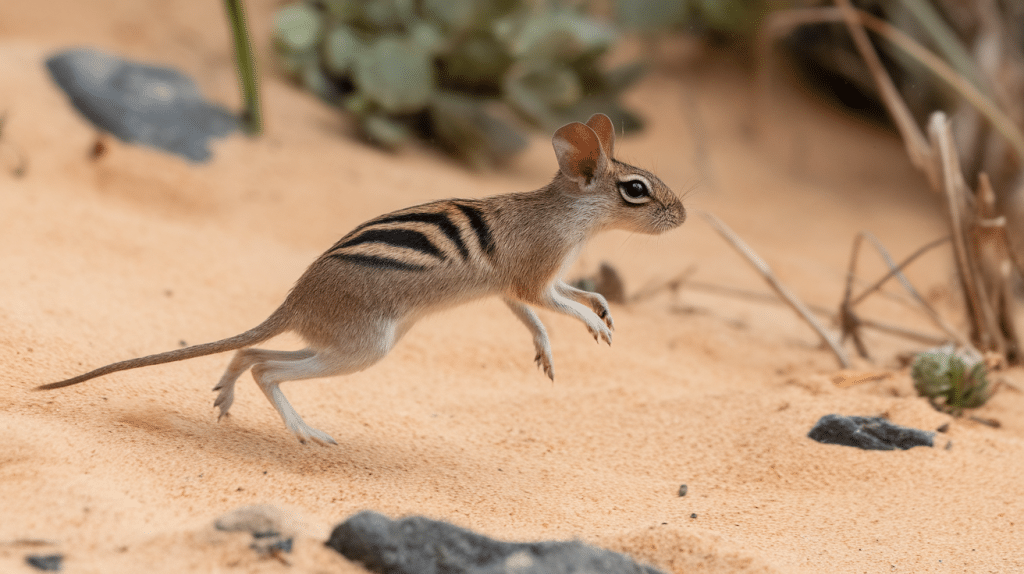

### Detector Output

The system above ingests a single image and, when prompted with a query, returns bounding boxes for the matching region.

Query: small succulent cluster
[273,0,644,168]
[911,349,992,415]
[615,0,762,36]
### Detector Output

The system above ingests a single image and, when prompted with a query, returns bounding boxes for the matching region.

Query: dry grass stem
[930,112,1010,357]
[840,232,968,357]
[699,211,851,368]
[680,279,947,346]
[760,4,1024,168]
[628,264,698,304]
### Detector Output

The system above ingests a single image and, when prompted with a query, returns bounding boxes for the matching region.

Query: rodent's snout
[659,198,686,232]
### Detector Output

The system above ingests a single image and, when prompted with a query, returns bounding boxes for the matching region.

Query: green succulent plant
[615,0,765,36]
[911,350,992,415]
[272,0,644,168]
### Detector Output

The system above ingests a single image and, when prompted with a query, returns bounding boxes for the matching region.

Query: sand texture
[2,1,1023,572]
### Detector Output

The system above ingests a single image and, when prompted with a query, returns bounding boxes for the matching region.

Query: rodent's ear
[552,122,608,189]
[585,113,615,159]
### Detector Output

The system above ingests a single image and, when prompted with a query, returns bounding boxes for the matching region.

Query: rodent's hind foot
[212,384,235,420]
[292,423,338,446]
[534,352,555,381]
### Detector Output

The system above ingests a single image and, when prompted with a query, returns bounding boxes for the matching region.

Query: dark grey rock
[46,48,237,162]
[214,505,297,555]
[677,484,687,497]
[808,414,934,450]
[25,554,63,572]
[326,511,664,574]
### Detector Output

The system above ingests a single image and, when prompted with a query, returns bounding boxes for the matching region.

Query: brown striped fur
[37,114,685,445]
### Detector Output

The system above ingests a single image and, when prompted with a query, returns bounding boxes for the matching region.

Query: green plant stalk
[224,0,262,135]
[899,0,994,101]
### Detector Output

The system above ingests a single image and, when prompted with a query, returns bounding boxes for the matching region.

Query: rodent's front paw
[588,320,613,346]
[597,306,614,331]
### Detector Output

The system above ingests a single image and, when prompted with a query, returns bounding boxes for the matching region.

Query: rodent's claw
[534,351,555,381]
[212,386,235,420]
[588,322,612,346]
[294,427,338,446]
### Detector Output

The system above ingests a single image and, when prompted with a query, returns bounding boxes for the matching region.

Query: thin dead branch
[760,3,1024,169]
[700,211,851,368]
[628,265,698,305]
[680,279,948,346]
[841,232,968,354]
[930,112,1009,356]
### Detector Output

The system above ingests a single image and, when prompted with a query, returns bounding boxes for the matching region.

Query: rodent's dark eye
[618,178,651,204]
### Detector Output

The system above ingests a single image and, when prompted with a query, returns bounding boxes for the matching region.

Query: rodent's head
[552,114,685,235]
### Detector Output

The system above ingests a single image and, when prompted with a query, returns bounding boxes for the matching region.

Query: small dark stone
[690,513,697,519]
[215,505,296,556]
[46,49,237,162]
[326,510,664,574]
[25,554,63,572]
[936,422,950,433]
[677,484,687,497]
[260,537,293,554]
[808,414,933,450]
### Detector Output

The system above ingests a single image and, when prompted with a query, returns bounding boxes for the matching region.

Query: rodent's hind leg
[213,348,315,420]
[250,340,393,446]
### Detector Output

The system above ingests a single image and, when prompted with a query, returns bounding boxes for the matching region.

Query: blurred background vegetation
[269,0,768,168]
[268,0,1024,180]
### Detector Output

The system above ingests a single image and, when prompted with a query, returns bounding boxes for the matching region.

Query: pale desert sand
[1,1,1023,573]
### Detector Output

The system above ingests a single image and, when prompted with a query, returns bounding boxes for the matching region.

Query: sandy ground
[2,1,1024,573]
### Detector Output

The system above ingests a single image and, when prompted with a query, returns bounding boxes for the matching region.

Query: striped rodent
[37,113,685,445]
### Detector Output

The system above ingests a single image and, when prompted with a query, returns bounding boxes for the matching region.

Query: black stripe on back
[356,211,469,260]
[339,228,445,260]
[453,203,495,258]
[329,253,426,272]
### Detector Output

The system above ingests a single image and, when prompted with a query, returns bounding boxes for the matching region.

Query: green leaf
[323,0,361,21]
[424,0,476,33]
[438,33,512,92]
[360,0,417,29]
[504,64,582,127]
[302,59,341,103]
[354,36,436,113]
[361,114,411,149]
[275,3,322,53]
[603,61,646,94]
[615,0,687,31]
[514,11,616,61]
[410,21,445,55]
[430,92,528,168]
[324,24,363,75]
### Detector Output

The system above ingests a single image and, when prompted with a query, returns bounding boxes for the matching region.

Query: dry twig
[839,232,969,359]
[700,211,850,368]
[678,278,947,346]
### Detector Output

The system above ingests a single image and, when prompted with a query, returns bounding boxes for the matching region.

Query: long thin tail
[35,310,289,391]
